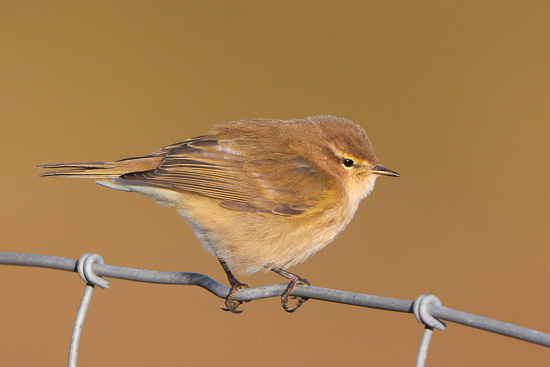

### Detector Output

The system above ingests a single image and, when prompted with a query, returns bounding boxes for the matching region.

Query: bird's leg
[270,267,310,312]
[218,258,248,314]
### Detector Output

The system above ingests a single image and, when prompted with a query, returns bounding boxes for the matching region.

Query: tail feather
[36,155,164,178]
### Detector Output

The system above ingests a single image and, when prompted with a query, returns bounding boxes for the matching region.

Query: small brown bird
[37,116,399,312]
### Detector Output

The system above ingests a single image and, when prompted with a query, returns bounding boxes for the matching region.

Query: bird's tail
[36,155,164,178]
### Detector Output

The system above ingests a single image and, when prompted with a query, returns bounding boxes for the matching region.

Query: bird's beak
[371,165,400,177]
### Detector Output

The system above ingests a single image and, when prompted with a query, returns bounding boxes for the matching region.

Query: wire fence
[1,251,549,366]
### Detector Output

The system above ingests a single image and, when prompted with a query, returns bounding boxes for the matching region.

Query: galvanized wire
[413,295,446,367]
[68,254,109,367]
[1,251,549,367]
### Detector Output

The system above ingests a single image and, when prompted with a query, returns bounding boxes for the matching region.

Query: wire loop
[413,295,446,367]
[413,294,446,330]
[69,253,110,367]
[76,253,109,289]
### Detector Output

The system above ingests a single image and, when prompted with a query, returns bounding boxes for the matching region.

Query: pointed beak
[371,165,400,177]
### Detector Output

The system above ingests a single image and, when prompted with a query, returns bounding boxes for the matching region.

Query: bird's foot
[280,275,310,313]
[220,280,249,314]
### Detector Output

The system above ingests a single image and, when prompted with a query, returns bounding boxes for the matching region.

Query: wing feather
[120,134,336,216]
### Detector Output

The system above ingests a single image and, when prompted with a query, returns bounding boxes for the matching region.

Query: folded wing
[121,135,335,216]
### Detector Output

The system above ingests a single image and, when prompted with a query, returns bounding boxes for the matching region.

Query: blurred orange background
[1,2,549,366]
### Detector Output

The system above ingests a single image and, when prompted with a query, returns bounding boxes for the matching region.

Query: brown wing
[121,138,255,203]
[120,135,335,216]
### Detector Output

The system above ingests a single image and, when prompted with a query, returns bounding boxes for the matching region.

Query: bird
[37,115,399,313]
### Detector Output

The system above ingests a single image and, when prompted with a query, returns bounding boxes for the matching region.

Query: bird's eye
[342,158,354,168]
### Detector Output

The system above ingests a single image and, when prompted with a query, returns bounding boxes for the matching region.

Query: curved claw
[220,301,244,314]
[220,281,249,314]
[279,275,310,313]
[282,296,308,312]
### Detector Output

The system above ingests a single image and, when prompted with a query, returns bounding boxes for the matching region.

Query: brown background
[1,2,549,366]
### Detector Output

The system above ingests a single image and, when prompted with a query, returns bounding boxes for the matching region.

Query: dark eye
[342,158,354,168]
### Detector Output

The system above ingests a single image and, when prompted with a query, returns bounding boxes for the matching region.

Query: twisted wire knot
[413,294,446,330]
[76,253,109,289]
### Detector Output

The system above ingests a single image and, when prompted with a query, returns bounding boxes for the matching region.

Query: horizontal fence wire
[1,251,549,366]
